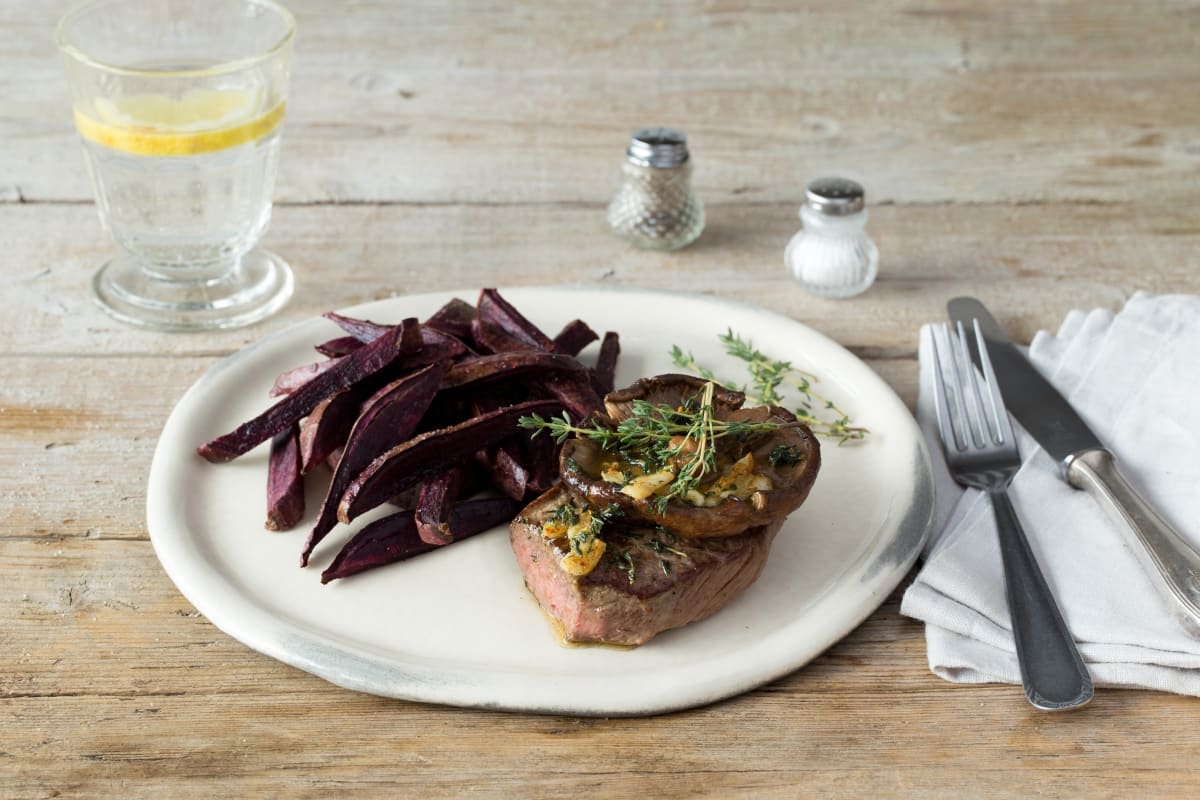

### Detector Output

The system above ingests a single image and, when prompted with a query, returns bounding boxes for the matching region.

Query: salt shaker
[785,177,878,298]
[607,128,704,251]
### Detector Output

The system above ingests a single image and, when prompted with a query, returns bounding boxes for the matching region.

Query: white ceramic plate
[149,287,932,716]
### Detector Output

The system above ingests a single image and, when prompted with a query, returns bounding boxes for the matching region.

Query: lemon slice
[75,88,285,157]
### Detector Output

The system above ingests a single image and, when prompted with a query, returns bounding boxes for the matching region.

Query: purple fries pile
[197,289,620,584]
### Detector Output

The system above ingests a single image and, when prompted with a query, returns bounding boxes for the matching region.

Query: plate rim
[148,285,933,716]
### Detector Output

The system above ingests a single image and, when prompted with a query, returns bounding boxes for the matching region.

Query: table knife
[948,297,1200,627]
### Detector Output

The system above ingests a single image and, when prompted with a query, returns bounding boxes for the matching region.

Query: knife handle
[1066,448,1200,625]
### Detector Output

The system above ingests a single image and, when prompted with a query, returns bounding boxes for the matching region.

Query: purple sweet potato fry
[394,327,468,368]
[337,399,560,527]
[489,442,529,501]
[322,311,392,343]
[424,297,476,340]
[465,378,540,418]
[469,392,509,418]
[441,351,589,390]
[302,362,445,566]
[298,391,362,474]
[414,466,467,545]
[198,319,422,463]
[327,445,344,471]
[520,429,559,494]
[470,316,535,354]
[551,319,599,356]
[298,333,463,473]
[477,288,557,351]
[387,484,422,513]
[315,336,365,358]
[270,357,343,397]
[545,374,604,423]
[265,424,304,531]
[320,497,522,584]
[206,294,622,581]
[299,398,332,467]
[590,331,621,396]
[324,311,468,363]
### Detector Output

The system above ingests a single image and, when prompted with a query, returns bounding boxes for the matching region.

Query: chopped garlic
[543,508,609,577]
[729,452,755,479]
[620,469,676,500]
[561,536,606,575]
[600,465,627,484]
[674,451,775,508]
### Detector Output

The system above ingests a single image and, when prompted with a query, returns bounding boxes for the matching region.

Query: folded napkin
[900,292,1200,695]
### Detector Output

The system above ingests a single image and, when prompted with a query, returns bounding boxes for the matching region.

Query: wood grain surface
[3,1,1200,797]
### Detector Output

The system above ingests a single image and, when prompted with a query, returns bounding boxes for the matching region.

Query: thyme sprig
[668,346,737,391]
[671,329,868,445]
[519,380,794,514]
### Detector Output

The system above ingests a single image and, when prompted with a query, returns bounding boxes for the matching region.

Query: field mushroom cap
[559,374,820,539]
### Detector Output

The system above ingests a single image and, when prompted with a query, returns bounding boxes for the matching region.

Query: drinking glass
[57,0,296,331]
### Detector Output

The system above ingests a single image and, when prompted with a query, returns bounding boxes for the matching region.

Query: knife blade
[948,296,1200,627]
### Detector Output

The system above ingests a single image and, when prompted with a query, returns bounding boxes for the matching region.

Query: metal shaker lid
[626,128,690,168]
[805,177,865,215]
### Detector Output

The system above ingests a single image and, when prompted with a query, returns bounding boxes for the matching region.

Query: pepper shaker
[785,177,878,298]
[607,128,705,251]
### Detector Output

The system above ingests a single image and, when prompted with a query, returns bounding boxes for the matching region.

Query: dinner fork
[931,320,1093,710]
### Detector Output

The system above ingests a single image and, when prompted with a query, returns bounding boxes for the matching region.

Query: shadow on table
[684,213,782,255]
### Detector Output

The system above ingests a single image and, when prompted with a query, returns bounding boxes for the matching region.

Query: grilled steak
[510,486,781,646]
[511,374,820,646]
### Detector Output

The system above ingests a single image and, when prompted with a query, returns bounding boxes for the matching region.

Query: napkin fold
[900,292,1200,695]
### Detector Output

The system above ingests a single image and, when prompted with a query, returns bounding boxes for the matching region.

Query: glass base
[92,248,294,331]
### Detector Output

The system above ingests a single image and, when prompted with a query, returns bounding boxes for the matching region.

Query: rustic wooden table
[5,1,1199,796]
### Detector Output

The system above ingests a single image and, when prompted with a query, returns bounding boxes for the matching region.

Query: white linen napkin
[900,292,1200,694]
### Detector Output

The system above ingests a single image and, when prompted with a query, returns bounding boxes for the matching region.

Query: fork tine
[972,318,1016,446]
[929,325,964,452]
[954,320,989,447]
[942,322,981,448]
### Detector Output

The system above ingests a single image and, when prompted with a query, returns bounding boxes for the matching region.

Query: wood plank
[2,202,1196,357]
[3,530,1198,799]
[0,356,197,545]
[8,1,1199,204]
[4,643,1197,796]
[17,0,1200,77]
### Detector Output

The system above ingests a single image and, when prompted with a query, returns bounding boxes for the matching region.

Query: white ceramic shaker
[785,177,878,298]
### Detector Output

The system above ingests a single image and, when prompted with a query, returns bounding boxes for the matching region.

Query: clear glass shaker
[785,177,878,298]
[607,128,704,251]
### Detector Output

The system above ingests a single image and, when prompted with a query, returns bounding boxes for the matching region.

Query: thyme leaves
[671,329,868,444]
[616,550,636,585]
[520,381,794,515]
[768,443,805,466]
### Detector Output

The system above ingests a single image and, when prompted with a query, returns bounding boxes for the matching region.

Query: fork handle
[989,489,1094,710]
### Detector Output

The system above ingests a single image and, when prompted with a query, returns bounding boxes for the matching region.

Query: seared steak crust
[510,487,780,645]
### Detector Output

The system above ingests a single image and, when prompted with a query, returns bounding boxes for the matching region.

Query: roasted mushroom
[558,374,820,539]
